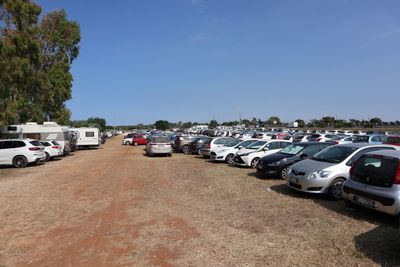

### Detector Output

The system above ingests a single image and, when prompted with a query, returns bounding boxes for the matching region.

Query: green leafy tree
[0,1,80,125]
[155,120,170,130]
[295,119,305,128]
[370,117,382,126]
[209,120,218,129]
[267,116,281,126]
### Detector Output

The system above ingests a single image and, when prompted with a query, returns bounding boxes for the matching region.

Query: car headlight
[241,153,250,157]
[307,170,331,179]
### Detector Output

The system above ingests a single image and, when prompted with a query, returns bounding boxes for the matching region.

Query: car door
[0,141,5,164]
[1,141,16,164]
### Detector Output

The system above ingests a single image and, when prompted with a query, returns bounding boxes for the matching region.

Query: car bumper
[200,149,210,157]
[210,152,225,161]
[342,183,400,216]
[233,155,247,166]
[256,164,281,175]
[149,147,172,154]
[287,173,331,194]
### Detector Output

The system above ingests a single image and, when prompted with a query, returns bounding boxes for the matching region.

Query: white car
[0,139,46,168]
[122,133,134,145]
[233,140,292,168]
[210,139,258,164]
[40,140,63,161]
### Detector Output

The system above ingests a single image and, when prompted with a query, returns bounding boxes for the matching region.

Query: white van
[71,127,100,148]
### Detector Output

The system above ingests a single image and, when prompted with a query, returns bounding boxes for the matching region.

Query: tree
[155,120,170,130]
[87,117,106,131]
[0,1,80,125]
[370,117,382,126]
[209,120,218,129]
[295,119,305,128]
[267,116,281,126]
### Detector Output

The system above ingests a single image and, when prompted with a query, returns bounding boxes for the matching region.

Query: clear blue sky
[37,0,400,125]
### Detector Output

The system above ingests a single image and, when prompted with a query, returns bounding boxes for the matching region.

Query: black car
[190,137,212,155]
[256,142,333,180]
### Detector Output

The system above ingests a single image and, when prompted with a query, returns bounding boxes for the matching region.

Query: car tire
[251,157,260,168]
[133,142,138,146]
[328,178,346,200]
[182,145,190,154]
[225,154,234,164]
[280,166,290,180]
[45,152,51,162]
[13,156,28,168]
[125,141,131,145]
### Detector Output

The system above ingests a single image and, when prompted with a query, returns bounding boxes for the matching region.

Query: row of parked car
[166,132,400,225]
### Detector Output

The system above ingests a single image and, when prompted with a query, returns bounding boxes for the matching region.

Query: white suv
[0,139,46,168]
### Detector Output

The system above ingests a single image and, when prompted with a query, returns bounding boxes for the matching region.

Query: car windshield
[225,139,241,147]
[247,141,267,149]
[312,146,357,163]
[279,144,305,155]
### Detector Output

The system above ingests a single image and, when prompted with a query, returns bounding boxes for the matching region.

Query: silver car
[287,143,399,199]
[146,136,172,157]
[342,150,400,223]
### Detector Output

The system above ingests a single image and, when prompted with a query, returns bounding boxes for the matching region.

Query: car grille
[210,152,216,157]
[234,156,244,164]
[291,169,306,176]
[289,182,302,189]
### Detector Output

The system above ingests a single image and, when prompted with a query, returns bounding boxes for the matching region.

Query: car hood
[260,153,291,163]
[213,147,235,154]
[236,148,259,156]
[290,159,336,173]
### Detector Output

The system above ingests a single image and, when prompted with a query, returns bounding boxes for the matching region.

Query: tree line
[116,116,400,131]
[0,0,80,126]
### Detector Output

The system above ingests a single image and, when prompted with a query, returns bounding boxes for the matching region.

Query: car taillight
[207,143,211,149]
[316,138,322,142]
[29,147,41,151]
[52,146,60,149]
[393,162,400,184]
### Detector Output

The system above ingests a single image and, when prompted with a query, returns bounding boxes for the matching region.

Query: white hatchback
[233,140,292,168]
[0,139,46,168]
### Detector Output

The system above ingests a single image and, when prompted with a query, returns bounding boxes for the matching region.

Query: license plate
[353,196,376,208]
[158,144,165,147]
[290,177,298,184]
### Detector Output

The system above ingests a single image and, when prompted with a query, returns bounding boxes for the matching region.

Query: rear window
[351,156,398,188]
[30,141,42,146]
[52,141,60,145]
[86,132,95,137]
[41,142,51,146]
[152,137,169,143]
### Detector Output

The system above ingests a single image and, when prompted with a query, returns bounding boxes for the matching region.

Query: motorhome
[70,127,100,148]
[1,122,71,155]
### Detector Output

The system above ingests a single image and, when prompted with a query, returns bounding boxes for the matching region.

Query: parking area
[0,135,399,266]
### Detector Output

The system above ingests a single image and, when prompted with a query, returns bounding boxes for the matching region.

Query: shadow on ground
[354,225,400,266]
[269,183,396,227]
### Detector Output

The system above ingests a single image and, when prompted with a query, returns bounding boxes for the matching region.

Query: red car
[384,136,400,146]
[131,134,147,146]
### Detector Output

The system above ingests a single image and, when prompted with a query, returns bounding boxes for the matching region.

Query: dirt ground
[0,135,400,266]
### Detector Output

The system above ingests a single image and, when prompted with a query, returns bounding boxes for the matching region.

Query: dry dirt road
[0,136,400,266]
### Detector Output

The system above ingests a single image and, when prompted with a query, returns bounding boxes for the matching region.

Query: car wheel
[198,149,201,155]
[13,156,28,168]
[133,142,138,146]
[182,145,190,154]
[45,152,50,162]
[280,166,290,180]
[225,154,234,164]
[251,157,260,168]
[125,141,130,145]
[328,178,346,200]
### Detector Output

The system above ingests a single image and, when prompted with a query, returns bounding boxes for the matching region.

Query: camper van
[1,122,71,155]
[71,127,100,148]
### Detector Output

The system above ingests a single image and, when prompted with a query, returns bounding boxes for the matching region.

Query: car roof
[364,149,400,158]
[337,143,396,149]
